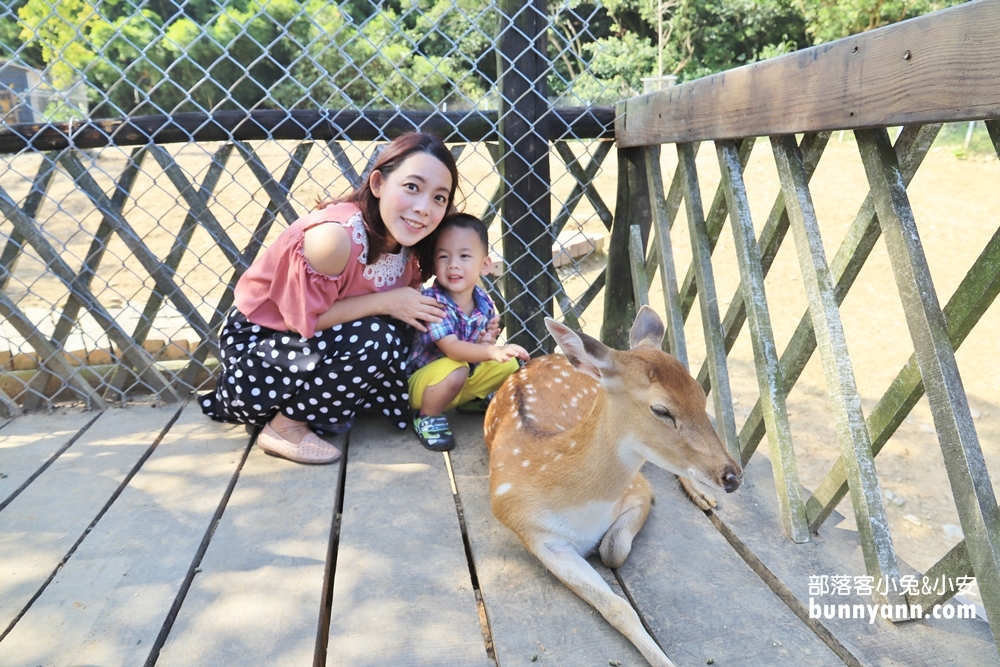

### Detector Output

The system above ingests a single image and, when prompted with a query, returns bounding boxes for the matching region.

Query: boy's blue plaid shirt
[406,282,496,374]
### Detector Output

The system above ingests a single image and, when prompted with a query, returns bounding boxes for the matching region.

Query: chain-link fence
[0,0,639,413]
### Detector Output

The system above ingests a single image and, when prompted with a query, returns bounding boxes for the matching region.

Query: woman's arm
[315,288,445,331]
[301,220,445,332]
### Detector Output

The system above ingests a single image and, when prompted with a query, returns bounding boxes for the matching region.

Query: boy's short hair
[436,213,489,254]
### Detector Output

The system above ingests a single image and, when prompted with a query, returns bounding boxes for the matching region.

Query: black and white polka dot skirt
[200,308,411,433]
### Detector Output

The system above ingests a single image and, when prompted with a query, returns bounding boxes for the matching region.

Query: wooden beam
[498,0,555,352]
[772,133,904,606]
[857,126,1000,647]
[717,139,808,543]
[617,0,1000,146]
[327,418,486,666]
[601,145,652,350]
[0,108,616,154]
[643,145,688,366]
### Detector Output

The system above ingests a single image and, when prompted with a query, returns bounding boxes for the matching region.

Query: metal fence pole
[498,0,554,352]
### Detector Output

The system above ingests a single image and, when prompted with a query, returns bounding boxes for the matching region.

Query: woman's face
[370,152,453,251]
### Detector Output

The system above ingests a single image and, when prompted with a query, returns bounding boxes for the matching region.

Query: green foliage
[0,0,970,117]
[796,0,965,44]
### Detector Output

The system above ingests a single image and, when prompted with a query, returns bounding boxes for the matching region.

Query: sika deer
[484,306,742,667]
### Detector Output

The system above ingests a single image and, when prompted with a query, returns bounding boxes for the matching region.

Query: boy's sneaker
[413,411,456,451]
[456,392,495,415]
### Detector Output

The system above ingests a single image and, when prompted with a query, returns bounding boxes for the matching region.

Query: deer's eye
[651,404,676,426]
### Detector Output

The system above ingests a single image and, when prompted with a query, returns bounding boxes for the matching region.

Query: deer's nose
[723,468,742,494]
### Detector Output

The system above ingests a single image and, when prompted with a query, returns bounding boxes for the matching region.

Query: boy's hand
[489,344,530,364]
[477,314,501,344]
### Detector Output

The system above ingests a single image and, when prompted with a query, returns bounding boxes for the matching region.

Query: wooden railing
[607,0,1000,652]
[0,108,615,416]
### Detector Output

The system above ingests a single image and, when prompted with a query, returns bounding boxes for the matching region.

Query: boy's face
[434,226,492,296]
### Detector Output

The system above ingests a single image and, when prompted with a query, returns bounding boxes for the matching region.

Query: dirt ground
[1,129,998,600]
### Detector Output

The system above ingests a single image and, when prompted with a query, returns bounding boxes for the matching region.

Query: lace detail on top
[346,211,411,288]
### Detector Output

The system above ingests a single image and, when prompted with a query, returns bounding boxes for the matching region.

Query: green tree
[796,0,964,44]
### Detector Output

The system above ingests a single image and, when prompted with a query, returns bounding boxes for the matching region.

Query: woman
[201,132,458,464]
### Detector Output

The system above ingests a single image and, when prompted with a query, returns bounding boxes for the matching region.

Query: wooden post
[498,0,553,351]
[601,141,652,349]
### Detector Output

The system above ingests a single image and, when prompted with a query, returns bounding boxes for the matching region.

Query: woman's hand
[383,287,446,331]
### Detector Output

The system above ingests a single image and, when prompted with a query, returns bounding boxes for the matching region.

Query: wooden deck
[0,403,996,667]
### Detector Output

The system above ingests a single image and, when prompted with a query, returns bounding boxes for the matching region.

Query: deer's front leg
[530,538,675,667]
[678,475,717,510]
[599,473,654,568]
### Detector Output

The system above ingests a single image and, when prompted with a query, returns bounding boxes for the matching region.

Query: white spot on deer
[568,440,577,448]
[554,377,562,384]
[495,483,512,496]
[554,453,563,461]
[540,464,548,471]
[561,371,570,378]
[513,447,521,455]
[522,460,530,467]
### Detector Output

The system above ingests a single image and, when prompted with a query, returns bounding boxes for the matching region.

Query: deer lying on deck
[484,306,742,667]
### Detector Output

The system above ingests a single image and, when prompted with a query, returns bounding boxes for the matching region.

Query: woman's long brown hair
[318,132,460,281]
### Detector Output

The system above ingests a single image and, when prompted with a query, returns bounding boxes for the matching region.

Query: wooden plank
[232,140,302,227]
[713,455,1000,667]
[107,144,233,394]
[678,142,740,462]
[155,420,336,667]
[327,416,486,667]
[717,139,809,544]
[857,126,1000,648]
[739,124,939,470]
[0,153,56,294]
[448,414,647,666]
[0,108,617,153]
[175,142,310,390]
[628,225,650,308]
[552,140,614,234]
[0,409,97,510]
[37,147,147,407]
[695,133,829,396]
[617,0,1000,145]
[328,140,362,189]
[0,406,250,667]
[771,134,904,604]
[0,178,179,401]
[602,145,652,350]
[678,140,753,323]
[617,464,842,666]
[644,145,688,366]
[0,289,107,410]
[0,404,178,636]
[59,151,213,344]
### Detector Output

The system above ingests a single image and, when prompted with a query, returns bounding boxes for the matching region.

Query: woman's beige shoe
[257,423,342,464]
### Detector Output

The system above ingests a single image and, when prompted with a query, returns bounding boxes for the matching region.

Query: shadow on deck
[0,403,993,666]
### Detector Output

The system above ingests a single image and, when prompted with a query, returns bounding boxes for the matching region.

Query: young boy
[407,213,530,451]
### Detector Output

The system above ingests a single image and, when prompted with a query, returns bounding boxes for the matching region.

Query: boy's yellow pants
[408,357,520,412]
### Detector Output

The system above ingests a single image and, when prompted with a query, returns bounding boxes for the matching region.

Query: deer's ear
[629,305,665,350]
[545,318,610,380]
